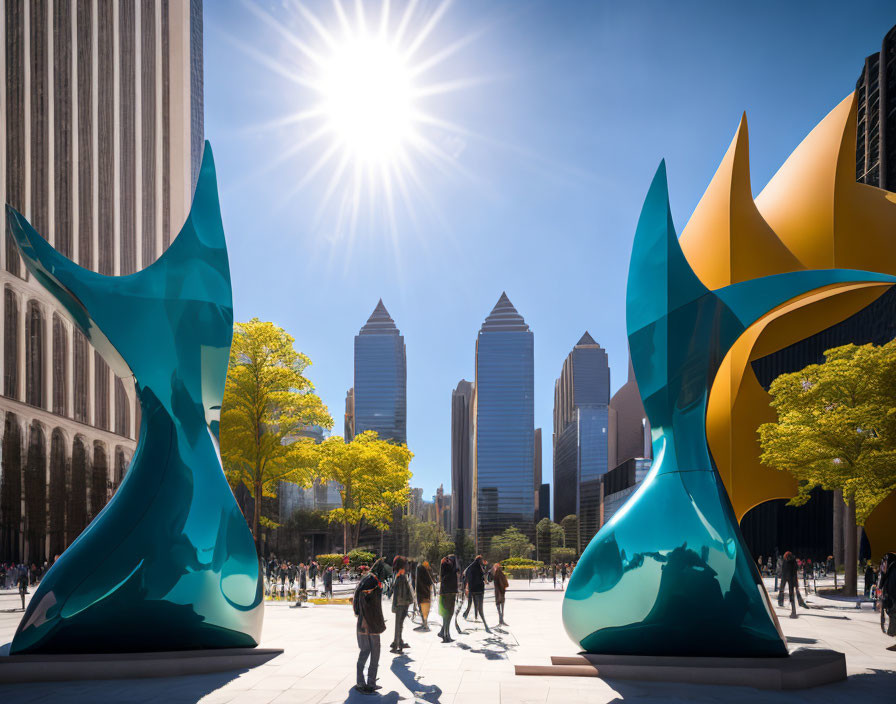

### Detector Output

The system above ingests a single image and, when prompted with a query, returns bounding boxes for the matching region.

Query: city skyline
[206,1,896,498]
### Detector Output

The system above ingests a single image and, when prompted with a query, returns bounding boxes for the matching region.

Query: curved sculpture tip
[9,142,262,655]
[626,161,708,336]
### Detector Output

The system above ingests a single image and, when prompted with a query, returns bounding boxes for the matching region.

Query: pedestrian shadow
[785,636,818,644]
[454,635,517,660]
[389,654,442,703]
[342,685,402,703]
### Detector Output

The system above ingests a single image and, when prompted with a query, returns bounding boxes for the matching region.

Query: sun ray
[242,1,325,67]
[403,0,451,60]
[392,0,419,49]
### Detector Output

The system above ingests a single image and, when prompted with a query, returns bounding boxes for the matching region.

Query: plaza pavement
[0,577,893,703]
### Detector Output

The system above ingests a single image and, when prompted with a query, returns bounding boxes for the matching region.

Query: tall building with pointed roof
[473,293,535,548]
[351,300,407,444]
[553,332,610,550]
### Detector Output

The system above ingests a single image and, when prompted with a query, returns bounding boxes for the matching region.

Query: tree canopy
[535,518,565,563]
[221,318,332,552]
[488,526,534,562]
[314,430,413,551]
[407,518,454,565]
[759,341,896,594]
[559,514,579,551]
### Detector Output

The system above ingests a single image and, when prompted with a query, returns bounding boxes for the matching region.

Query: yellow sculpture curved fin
[755,93,896,275]
[680,113,803,289]
[709,283,891,521]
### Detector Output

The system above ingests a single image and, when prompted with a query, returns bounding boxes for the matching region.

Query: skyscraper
[552,332,610,550]
[351,300,407,444]
[451,379,473,533]
[533,427,542,522]
[856,24,896,189]
[0,0,203,563]
[473,293,534,549]
[608,357,652,470]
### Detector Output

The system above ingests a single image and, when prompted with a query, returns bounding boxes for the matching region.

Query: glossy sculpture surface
[8,143,263,654]
[561,160,896,656]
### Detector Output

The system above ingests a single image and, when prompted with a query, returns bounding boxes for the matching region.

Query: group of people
[0,561,38,610]
[352,553,509,695]
[264,558,339,602]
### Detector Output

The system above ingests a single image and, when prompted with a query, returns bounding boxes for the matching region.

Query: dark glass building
[856,24,896,189]
[451,379,474,533]
[351,300,407,445]
[552,333,610,550]
[474,293,535,548]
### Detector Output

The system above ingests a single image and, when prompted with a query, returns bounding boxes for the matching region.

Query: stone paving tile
[0,578,894,702]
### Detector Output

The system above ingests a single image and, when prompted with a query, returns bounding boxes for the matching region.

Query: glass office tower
[474,293,535,548]
[352,300,407,444]
[552,333,610,551]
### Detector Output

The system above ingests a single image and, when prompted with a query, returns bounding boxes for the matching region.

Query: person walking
[865,561,877,598]
[323,565,334,599]
[492,563,509,626]
[438,555,459,642]
[390,556,413,654]
[17,568,28,610]
[353,566,386,695]
[414,561,434,632]
[777,551,807,617]
[560,563,568,588]
[463,555,490,633]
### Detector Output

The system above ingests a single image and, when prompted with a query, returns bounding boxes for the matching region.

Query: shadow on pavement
[0,670,246,703]
[342,685,402,703]
[390,654,441,703]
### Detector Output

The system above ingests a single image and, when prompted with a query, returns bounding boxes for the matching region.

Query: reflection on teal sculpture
[561,162,896,656]
[8,143,263,654]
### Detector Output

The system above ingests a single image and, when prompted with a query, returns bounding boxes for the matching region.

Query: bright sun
[319,35,415,165]
[236,0,479,240]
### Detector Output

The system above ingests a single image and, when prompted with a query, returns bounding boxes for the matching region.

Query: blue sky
[204,0,896,499]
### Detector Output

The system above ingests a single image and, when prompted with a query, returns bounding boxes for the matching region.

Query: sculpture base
[515,649,845,690]
[0,648,283,683]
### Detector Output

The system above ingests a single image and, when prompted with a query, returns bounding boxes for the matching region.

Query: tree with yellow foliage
[315,431,413,551]
[220,318,332,553]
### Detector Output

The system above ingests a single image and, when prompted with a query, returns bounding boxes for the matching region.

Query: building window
[24,422,47,563]
[94,352,109,430]
[114,377,130,437]
[52,315,68,416]
[48,428,67,560]
[73,330,89,422]
[25,301,45,408]
[91,442,108,518]
[4,288,19,397]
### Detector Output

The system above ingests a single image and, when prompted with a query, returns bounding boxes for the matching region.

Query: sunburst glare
[233,0,483,248]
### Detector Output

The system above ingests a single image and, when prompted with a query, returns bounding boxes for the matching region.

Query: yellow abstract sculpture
[679,93,896,560]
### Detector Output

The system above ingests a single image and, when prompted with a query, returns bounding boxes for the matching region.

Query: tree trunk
[253,480,263,556]
[343,519,349,554]
[833,489,844,569]
[843,496,858,596]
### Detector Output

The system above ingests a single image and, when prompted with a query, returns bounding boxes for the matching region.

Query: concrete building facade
[0,0,203,563]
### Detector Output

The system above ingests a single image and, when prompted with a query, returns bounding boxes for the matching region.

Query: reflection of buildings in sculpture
[351,300,407,444]
[599,457,652,525]
[450,379,474,533]
[0,0,203,563]
[473,293,535,549]
[552,333,610,550]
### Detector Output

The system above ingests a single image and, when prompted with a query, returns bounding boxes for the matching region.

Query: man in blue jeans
[353,566,386,695]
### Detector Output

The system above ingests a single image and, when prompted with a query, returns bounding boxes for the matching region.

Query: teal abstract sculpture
[561,162,896,656]
[7,143,263,654]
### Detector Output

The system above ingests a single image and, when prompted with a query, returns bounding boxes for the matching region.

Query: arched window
[114,447,129,486]
[94,352,109,430]
[114,377,129,437]
[25,301,45,408]
[91,442,108,518]
[70,435,89,539]
[0,413,23,562]
[73,330,89,423]
[24,422,47,563]
[4,289,19,398]
[48,429,67,559]
[52,315,68,416]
